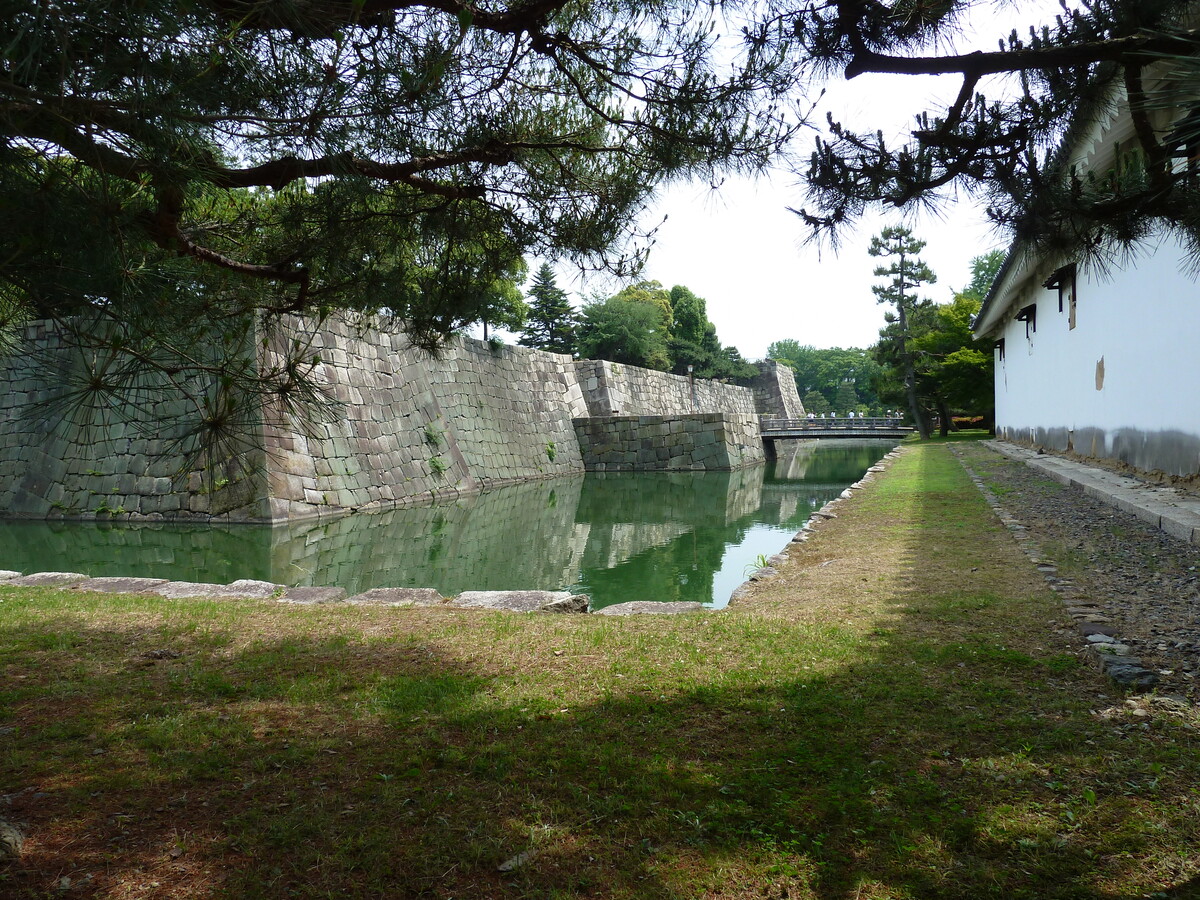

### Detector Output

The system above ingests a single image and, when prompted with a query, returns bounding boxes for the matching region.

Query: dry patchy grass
[2,444,1199,899]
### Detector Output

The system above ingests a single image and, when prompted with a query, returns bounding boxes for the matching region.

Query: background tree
[711,345,760,382]
[872,250,1003,434]
[767,342,882,412]
[518,263,577,355]
[666,285,718,375]
[665,284,755,380]
[869,226,936,438]
[961,250,1008,302]
[802,389,831,415]
[576,296,671,371]
[919,296,997,423]
[925,251,1005,425]
[833,379,859,414]
[614,281,674,335]
[472,260,529,342]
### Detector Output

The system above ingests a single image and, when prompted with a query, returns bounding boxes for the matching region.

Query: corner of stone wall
[751,360,805,418]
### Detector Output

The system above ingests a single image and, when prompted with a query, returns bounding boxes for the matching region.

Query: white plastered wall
[993,230,1200,473]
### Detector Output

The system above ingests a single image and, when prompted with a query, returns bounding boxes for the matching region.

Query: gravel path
[956,442,1200,702]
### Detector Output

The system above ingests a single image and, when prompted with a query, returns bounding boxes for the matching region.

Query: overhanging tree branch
[844,30,1200,79]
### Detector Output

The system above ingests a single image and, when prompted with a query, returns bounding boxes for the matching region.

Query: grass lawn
[2,443,1198,899]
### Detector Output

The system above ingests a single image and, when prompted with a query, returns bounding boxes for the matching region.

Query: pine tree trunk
[897,299,931,439]
[936,395,953,437]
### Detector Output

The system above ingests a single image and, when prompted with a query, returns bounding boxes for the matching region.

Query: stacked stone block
[0,320,268,521]
[575,359,756,417]
[572,413,764,472]
[261,318,588,519]
[0,316,775,522]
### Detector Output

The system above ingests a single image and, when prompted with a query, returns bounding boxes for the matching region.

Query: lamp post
[687,364,695,408]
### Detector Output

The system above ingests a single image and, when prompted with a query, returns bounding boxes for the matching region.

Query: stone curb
[950,444,1160,692]
[985,441,1200,546]
[0,572,603,614]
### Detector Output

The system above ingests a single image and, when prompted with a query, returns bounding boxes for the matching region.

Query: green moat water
[0,440,894,609]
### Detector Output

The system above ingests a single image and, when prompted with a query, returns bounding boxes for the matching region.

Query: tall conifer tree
[519,264,576,355]
[869,227,936,439]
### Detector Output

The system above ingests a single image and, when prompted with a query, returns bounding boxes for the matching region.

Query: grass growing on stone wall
[2,444,1200,899]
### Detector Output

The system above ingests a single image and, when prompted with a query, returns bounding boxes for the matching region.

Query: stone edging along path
[726,444,908,604]
[0,447,911,618]
[985,441,1200,545]
[951,442,1161,692]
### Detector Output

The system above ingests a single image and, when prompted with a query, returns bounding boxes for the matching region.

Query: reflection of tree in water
[761,440,898,531]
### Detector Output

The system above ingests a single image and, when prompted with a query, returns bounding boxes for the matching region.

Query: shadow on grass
[2,448,1198,899]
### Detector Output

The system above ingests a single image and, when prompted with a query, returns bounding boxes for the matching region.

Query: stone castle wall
[574,359,756,417]
[0,320,270,521]
[0,316,792,522]
[260,317,589,519]
[572,413,764,472]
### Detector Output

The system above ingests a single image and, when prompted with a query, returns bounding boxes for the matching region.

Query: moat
[0,440,895,609]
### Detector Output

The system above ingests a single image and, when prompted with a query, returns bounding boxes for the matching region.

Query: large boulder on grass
[592,601,705,616]
[344,588,447,607]
[451,591,589,613]
[9,572,88,587]
[0,819,24,862]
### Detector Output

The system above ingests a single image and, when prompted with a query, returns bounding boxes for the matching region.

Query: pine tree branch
[844,30,1200,80]
[200,0,573,37]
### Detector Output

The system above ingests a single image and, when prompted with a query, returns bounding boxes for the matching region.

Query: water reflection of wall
[572,467,765,593]
[0,442,895,606]
[769,440,819,480]
[580,522,691,570]
[577,467,763,527]
[0,519,275,585]
[268,467,772,595]
[264,476,588,595]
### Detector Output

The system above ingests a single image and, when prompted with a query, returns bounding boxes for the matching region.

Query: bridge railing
[759,416,910,434]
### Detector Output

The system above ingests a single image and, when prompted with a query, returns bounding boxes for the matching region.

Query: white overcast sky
[497,2,1050,359]
[617,3,1055,358]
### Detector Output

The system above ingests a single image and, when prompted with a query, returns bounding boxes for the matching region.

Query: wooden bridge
[759,416,913,447]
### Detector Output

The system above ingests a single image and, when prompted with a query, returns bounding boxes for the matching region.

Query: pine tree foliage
[962,249,1008,301]
[784,0,1200,265]
[833,378,858,412]
[0,0,799,462]
[869,226,935,437]
[518,263,576,355]
[873,249,1001,433]
[802,389,831,415]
